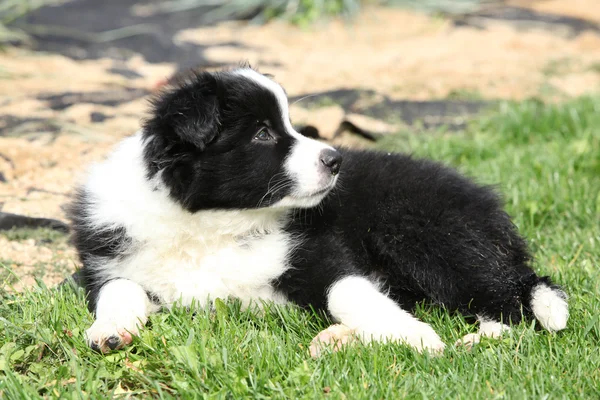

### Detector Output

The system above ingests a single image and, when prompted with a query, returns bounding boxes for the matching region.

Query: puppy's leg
[456,315,510,349]
[86,279,159,353]
[323,275,446,354]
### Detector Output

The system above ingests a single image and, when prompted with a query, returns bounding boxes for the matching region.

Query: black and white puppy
[69,67,568,354]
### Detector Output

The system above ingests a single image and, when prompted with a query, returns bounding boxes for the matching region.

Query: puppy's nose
[320,149,342,175]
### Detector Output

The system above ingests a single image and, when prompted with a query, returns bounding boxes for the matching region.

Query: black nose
[320,149,343,175]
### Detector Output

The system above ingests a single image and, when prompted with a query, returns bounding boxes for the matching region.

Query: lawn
[1,96,599,398]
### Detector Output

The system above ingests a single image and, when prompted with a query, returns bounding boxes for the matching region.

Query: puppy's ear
[144,71,221,151]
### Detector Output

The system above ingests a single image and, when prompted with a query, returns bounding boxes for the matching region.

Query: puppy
[68,67,568,354]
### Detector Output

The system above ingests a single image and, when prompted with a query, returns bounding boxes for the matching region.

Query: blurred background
[1,0,599,289]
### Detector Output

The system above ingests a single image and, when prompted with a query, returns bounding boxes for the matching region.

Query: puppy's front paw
[359,321,446,355]
[85,318,142,353]
[402,322,446,355]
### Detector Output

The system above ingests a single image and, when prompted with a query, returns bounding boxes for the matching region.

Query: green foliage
[205,0,362,26]
[206,0,490,24]
[0,0,61,45]
[383,0,489,15]
[0,0,54,24]
[264,0,361,25]
[2,95,600,397]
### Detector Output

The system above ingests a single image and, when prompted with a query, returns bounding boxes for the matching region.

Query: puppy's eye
[254,129,271,141]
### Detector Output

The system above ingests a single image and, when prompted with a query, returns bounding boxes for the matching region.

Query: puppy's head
[142,67,341,212]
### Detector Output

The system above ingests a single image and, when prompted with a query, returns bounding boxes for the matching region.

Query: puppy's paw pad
[106,335,123,350]
[309,324,356,358]
[455,333,481,349]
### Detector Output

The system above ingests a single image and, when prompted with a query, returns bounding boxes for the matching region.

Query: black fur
[278,150,547,324]
[141,70,296,211]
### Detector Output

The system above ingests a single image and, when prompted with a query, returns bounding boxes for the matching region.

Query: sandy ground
[1,0,600,289]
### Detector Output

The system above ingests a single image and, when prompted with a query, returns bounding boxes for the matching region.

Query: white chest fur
[111,228,292,308]
[83,133,292,308]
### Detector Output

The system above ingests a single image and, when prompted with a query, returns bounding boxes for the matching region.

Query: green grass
[1,96,600,398]
[0,259,21,287]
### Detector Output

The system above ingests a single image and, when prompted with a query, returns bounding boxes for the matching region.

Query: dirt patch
[14,0,228,68]
[525,0,600,23]
[38,88,150,111]
[2,1,600,290]
[289,89,488,131]
[454,5,600,37]
[0,228,77,292]
[177,6,600,101]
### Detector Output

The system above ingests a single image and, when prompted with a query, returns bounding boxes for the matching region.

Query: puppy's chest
[132,229,293,306]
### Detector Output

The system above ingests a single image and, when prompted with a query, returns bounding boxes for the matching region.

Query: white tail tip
[530,283,569,332]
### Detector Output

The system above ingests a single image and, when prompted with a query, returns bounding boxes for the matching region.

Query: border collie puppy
[69,67,568,354]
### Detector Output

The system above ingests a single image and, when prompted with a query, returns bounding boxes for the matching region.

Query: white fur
[530,283,569,332]
[479,316,510,337]
[86,279,159,348]
[234,68,338,208]
[82,132,292,310]
[326,276,446,353]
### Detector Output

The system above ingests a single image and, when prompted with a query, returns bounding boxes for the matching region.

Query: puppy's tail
[526,277,569,332]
